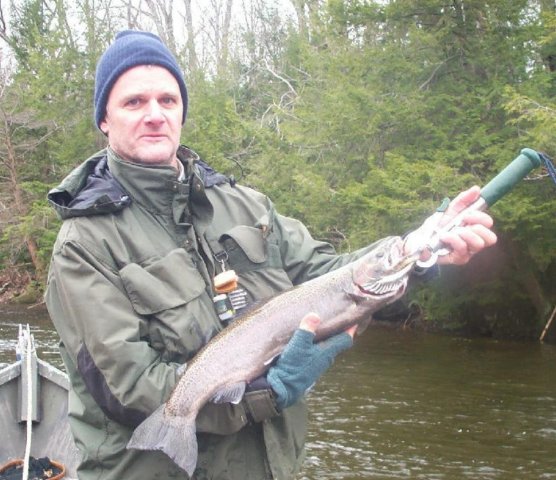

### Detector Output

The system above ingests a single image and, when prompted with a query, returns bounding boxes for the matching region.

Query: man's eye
[126,98,141,107]
[161,97,177,105]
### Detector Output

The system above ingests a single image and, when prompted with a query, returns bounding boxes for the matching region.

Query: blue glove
[266,314,354,410]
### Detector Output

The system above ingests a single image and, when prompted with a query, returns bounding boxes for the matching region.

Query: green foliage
[1,195,58,268]
[0,0,554,338]
[184,76,260,179]
[247,0,555,334]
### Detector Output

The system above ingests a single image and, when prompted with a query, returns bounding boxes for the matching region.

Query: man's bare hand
[434,186,497,266]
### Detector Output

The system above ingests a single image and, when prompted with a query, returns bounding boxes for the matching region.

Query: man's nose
[145,99,164,123]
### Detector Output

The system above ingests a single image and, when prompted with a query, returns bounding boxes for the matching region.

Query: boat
[0,325,79,479]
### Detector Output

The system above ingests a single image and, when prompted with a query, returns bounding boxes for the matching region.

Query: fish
[127,235,417,475]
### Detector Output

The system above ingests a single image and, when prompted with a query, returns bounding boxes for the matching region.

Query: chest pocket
[210,218,294,303]
[220,224,282,274]
[119,248,219,361]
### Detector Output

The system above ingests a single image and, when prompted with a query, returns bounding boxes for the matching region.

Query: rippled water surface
[303,328,556,479]
[1,304,555,479]
[0,304,63,368]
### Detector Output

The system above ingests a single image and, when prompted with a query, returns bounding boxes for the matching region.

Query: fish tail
[127,404,198,476]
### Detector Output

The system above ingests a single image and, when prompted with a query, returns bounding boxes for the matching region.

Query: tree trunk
[540,0,556,72]
[217,0,233,77]
[0,106,44,276]
[183,0,198,72]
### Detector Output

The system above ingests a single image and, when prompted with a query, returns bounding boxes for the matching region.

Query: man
[45,31,496,480]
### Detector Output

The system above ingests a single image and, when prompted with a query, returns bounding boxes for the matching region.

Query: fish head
[351,236,416,302]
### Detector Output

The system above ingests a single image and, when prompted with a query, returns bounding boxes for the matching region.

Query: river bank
[1,263,554,344]
[0,268,42,305]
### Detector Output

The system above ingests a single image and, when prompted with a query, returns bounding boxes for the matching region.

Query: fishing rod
[413,148,553,266]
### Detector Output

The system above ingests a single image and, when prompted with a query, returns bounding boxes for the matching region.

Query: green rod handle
[480,148,542,206]
[422,148,543,257]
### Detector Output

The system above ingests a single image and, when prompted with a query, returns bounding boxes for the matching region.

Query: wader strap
[243,389,279,423]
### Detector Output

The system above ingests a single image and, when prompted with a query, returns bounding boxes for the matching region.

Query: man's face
[100,65,183,168]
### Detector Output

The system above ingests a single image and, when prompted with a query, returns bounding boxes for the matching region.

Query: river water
[1,304,555,479]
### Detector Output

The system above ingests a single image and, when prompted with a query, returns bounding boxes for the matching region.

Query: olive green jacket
[45,146,378,480]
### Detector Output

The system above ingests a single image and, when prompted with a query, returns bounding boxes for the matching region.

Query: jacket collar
[48,146,226,224]
[107,147,182,215]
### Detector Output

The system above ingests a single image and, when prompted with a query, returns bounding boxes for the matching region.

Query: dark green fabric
[46,146,379,479]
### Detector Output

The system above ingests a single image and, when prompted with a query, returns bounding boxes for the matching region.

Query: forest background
[0,0,554,340]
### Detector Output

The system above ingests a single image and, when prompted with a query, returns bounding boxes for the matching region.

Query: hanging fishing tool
[212,251,249,324]
[405,148,553,268]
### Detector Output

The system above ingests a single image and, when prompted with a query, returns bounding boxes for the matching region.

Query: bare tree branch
[262,55,297,97]
[0,0,8,44]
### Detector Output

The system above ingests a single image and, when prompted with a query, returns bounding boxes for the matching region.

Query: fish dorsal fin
[211,382,246,404]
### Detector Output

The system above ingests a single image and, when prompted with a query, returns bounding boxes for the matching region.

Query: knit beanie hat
[94,30,188,130]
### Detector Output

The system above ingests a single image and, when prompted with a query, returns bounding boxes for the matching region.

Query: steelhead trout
[128,236,416,475]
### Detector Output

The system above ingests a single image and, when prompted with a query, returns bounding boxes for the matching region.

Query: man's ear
[99,119,109,135]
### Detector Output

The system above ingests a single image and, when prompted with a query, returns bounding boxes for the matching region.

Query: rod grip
[480,148,542,206]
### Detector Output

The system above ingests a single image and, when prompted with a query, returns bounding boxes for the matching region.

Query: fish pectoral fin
[210,382,246,404]
[346,290,366,305]
[263,353,279,366]
[356,317,372,336]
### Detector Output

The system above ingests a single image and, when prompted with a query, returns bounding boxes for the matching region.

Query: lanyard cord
[538,152,556,186]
